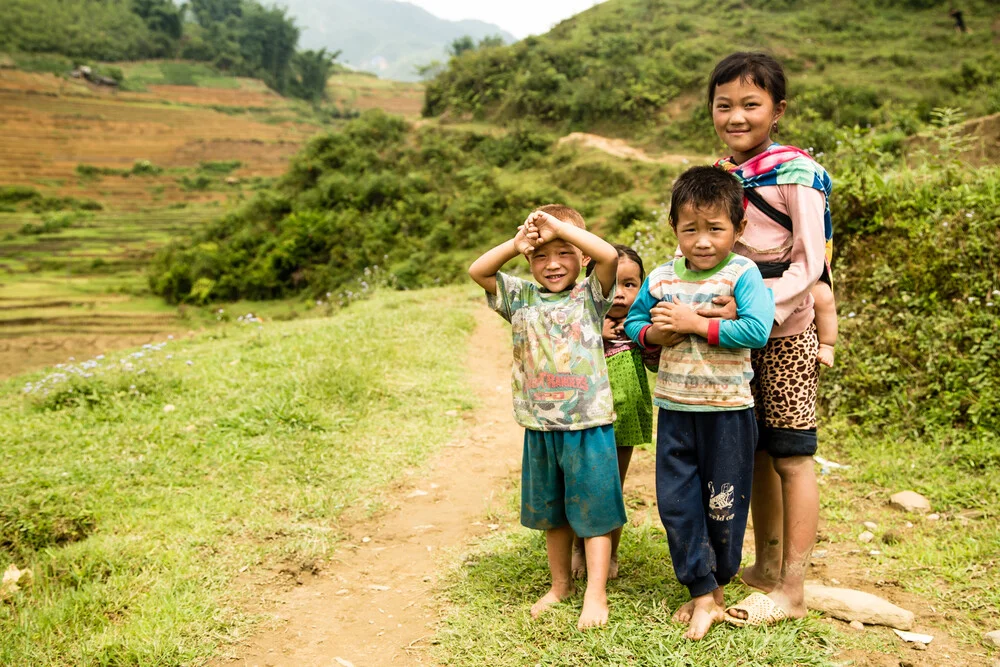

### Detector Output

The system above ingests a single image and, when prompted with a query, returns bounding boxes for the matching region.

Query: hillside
[423,0,999,151]
[286,0,515,81]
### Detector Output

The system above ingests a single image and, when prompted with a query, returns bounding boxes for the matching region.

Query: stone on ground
[804,585,914,630]
[890,491,931,513]
[984,630,1000,647]
[859,531,875,543]
[849,620,864,631]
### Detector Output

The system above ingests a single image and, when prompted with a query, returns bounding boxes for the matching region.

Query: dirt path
[557,132,707,165]
[214,306,522,666]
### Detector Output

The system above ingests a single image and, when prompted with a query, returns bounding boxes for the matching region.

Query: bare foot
[530,585,574,619]
[737,564,778,593]
[671,598,696,624]
[608,555,619,580]
[577,591,608,629]
[684,594,725,640]
[571,542,587,579]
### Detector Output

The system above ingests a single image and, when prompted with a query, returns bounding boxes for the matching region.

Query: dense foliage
[423,0,999,151]
[148,112,565,302]
[0,0,332,101]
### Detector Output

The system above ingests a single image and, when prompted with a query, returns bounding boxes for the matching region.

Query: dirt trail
[214,307,522,666]
[558,132,707,165]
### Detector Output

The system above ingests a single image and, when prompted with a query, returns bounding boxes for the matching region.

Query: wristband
[707,319,721,346]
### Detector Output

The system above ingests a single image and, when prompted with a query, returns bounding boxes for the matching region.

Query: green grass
[437,522,839,666]
[0,286,476,664]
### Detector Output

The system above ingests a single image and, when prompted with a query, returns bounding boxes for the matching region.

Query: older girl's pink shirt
[737,183,826,339]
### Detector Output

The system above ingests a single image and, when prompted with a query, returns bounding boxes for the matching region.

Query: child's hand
[651,297,703,335]
[525,211,563,246]
[513,225,534,257]
[602,317,624,342]
[817,343,835,368]
[698,295,738,320]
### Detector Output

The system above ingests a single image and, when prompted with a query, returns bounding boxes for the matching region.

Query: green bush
[149,111,561,304]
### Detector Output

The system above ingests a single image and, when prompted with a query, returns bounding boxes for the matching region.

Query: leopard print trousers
[750,325,819,456]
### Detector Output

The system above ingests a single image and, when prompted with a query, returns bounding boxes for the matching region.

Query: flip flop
[725,592,789,627]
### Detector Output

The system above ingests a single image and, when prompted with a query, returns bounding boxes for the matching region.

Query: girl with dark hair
[694,51,835,627]
[574,244,657,581]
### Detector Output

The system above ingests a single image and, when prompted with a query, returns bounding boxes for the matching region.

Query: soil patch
[213,307,522,666]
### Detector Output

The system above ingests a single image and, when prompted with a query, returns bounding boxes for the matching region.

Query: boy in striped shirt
[623,166,774,640]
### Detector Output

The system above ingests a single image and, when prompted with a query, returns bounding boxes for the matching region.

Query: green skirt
[607,348,653,448]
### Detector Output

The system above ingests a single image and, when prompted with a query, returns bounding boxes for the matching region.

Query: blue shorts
[521,424,627,538]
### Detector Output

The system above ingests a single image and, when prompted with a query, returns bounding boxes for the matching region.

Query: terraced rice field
[0,64,427,377]
[0,207,215,376]
[0,68,317,377]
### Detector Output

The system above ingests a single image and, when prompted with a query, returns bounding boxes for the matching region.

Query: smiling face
[711,77,787,164]
[528,238,584,293]
[673,202,746,272]
[607,256,642,319]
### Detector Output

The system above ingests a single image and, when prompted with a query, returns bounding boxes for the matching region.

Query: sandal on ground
[725,592,789,627]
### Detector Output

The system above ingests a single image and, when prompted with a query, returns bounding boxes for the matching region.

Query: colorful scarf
[715,143,834,254]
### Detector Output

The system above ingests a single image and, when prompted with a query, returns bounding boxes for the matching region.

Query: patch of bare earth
[213,307,522,666]
[558,132,707,165]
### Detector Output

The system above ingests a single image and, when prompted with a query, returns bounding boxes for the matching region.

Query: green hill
[423,0,999,151]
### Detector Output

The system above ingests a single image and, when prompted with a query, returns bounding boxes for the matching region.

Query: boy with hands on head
[624,167,774,640]
[469,205,626,630]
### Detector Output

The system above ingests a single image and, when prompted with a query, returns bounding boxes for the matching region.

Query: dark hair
[536,203,586,229]
[707,52,786,107]
[668,166,744,229]
[585,243,645,280]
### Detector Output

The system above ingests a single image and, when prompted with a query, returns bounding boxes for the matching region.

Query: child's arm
[468,227,533,295]
[812,281,837,367]
[527,211,618,297]
[653,268,774,349]
[623,276,661,348]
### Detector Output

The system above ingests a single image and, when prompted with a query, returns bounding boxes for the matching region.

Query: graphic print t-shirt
[487,271,616,431]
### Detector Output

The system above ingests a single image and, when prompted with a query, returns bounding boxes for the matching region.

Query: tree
[290,48,340,102]
[236,3,299,93]
[478,34,505,49]
[131,0,184,40]
[448,35,476,57]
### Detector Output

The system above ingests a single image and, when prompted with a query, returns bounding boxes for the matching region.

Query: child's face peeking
[711,77,787,163]
[673,203,746,272]
[528,238,584,293]
[607,256,642,319]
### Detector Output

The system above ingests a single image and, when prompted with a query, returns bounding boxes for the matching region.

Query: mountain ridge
[284,0,515,81]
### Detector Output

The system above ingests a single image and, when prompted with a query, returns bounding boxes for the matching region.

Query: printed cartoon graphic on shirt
[708,481,735,522]
[488,271,615,430]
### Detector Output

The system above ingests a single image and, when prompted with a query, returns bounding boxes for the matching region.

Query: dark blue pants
[656,408,756,598]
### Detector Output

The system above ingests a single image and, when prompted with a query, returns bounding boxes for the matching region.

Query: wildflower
[966,213,973,218]
[992,290,999,297]
[96,354,105,360]
[186,360,193,366]
[848,312,856,318]
[968,296,976,303]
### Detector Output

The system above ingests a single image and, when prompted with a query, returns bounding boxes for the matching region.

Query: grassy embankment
[424,0,999,153]
[0,286,475,664]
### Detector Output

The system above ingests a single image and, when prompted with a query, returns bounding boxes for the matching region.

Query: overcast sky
[407,0,607,38]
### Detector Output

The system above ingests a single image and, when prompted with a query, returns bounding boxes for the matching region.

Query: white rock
[905,522,914,528]
[361,536,371,543]
[890,491,931,513]
[927,513,940,521]
[369,584,390,591]
[163,404,176,413]
[849,620,864,631]
[984,630,1000,648]
[858,531,875,543]
[406,489,428,498]
[863,521,878,530]
[813,549,828,558]
[334,658,355,667]
[894,629,934,644]
[804,585,915,630]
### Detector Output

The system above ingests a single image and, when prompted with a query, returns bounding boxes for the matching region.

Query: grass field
[0,286,475,665]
